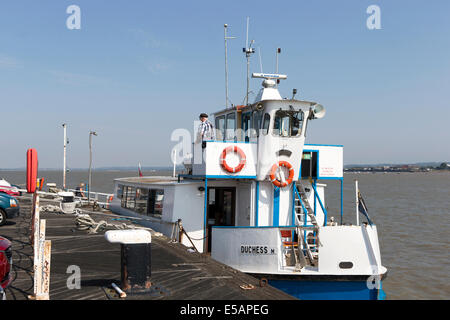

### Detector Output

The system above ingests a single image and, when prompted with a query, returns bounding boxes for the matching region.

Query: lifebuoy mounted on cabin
[270,161,294,188]
[220,146,246,173]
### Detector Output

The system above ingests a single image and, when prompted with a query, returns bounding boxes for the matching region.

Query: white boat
[109,71,387,300]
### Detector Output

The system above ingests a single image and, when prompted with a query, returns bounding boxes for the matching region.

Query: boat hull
[268,279,385,300]
[248,273,387,300]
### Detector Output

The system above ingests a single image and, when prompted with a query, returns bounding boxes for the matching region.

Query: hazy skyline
[0,0,449,169]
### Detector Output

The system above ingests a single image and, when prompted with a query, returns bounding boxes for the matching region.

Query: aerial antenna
[258,47,263,73]
[276,47,281,87]
[224,24,236,109]
[243,17,255,106]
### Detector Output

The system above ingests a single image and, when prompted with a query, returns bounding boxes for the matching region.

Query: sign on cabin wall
[304,144,343,179]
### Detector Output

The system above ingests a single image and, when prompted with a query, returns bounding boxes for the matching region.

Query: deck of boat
[114,176,179,184]
[1,196,295,300]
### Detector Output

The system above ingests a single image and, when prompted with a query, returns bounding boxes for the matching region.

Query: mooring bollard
[57,191,76,214]
[105,229,152,294]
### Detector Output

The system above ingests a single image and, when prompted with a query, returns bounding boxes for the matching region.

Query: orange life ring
[107,195,113,202]
[220,146,246,173]
[269,161,294,188]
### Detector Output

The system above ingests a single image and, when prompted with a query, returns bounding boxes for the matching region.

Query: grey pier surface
[1,197,295,300]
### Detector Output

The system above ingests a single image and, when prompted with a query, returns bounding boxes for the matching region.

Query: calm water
[1,169,449,299]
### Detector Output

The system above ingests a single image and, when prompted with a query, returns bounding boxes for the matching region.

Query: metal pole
[88,133,92,203]
[88,131,97,203]
[224,24,229,109]
[203,178,208,252]
[172,149,176,178]
[245,17,251,106]
[62,124,67,190]
[246,48,251,106]
[276,48,281,87]
[355,180,359,226]
[340,179,344,225]
[224,24,236,109]
[276,49,279,74]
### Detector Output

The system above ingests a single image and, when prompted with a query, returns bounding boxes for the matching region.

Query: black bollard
[105,229,152,294]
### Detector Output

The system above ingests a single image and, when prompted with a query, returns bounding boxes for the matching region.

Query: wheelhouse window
[262,113,270,135]
[135,188,149,214]
[242,112,251,142]
[225,113,236,141]
[148,189,164,219]
[215,115,225,141]
[252,110,263,137]
[273,110,304,137]
[124,186,135,210]
[117,184,124,199]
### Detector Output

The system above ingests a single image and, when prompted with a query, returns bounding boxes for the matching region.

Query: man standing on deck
[75,183,86,198]
[197,113,215,148]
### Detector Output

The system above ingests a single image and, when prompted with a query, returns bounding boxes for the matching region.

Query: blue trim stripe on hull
[269,280,384,300]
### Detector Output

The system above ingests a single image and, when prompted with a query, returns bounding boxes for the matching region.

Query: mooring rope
[74,214,162,236]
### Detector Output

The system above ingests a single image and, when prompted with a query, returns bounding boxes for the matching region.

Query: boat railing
[311,183,328,226]
[17,188,114,208]
[67,188,113,204]
[279,225,319,270]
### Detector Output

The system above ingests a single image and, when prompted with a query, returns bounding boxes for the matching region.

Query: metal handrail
[311,183,328,226]
[293,185,308,226]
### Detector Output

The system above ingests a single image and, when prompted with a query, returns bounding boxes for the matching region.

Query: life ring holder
[220,146,246,173]
[269,161,294,188]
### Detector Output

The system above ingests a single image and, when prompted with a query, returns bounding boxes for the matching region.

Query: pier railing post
[28,195,52,300]
[178,219,184,244]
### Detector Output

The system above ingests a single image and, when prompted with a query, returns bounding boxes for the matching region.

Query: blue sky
[0,0,449,168]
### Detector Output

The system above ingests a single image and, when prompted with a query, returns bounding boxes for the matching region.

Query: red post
[27,149,38,194]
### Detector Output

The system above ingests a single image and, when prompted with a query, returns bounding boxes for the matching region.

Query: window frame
[262,113,271,135]
[272,109,304,137]
[241,112,252,142]
[215,115,225,141]
[225,112,236,141]
[147,188,164,219]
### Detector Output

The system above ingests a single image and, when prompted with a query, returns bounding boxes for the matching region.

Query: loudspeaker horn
[312,104,326,119]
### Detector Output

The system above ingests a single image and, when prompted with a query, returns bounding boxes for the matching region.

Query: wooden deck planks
[1,197,295,300]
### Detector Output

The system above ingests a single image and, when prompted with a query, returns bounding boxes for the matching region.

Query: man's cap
[199,113,208,118]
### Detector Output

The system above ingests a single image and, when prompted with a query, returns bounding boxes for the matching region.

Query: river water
[1,169,448,299]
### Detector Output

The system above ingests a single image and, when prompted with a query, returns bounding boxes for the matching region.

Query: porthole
[339,262,354,269]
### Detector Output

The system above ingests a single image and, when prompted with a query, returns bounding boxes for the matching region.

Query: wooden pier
[1,197,295,300]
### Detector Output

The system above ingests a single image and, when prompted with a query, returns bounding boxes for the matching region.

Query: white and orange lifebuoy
[220,146,246,173]
[270,161,294,188]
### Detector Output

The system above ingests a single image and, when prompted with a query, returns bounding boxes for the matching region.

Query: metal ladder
[294,183,319,228]
[293,183,321,267]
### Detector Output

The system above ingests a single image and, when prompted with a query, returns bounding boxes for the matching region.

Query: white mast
[172,148,177,177]
[62,123,67,190]
[243,17,255,106]
[276,47,281,87]
[224,24,236,109]
[355,180,360,226]
[88,130,97,203]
